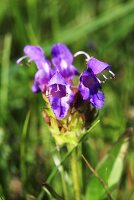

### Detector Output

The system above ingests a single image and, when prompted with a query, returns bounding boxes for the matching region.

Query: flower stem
[56,147,68,200]
[70,148,81,200]
[60,166,68,200]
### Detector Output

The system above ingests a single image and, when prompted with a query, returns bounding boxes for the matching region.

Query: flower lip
[80,70,100,91]
[47,71,68,98]
[90,91,105,108]
[79,69,104,108]
[47,71,75,119]
[49,84,67,98]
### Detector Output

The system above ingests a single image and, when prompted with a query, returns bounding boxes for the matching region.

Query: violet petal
[51,43,79,78]
[48,72,74,118]
[24,45,45,62]
[90,91,105,108]
[88,57,111,74]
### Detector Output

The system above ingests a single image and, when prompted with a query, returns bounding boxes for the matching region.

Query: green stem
[57,148,68,200]
[70,148,81,200]
[60,166,68,200]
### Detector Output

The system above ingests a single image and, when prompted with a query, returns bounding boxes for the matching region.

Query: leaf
[85,128,133,200]
[47,120,100,183]
[43,0,134,51]
[79,120,100,143]
[20,111,31,187]
[0,33,12,123]
[42,184,64,200]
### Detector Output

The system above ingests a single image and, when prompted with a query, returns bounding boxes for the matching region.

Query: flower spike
[17,43,115,120]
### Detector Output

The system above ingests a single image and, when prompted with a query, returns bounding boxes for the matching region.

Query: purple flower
[17,45,53,93]
[74,51,115,83]
[74,51,115,108]
[79,69,105,108]
[47,71,74,118]
[51,43,79,79]
[17,45,45,66]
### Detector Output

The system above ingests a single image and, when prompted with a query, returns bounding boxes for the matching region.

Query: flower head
[47,71,74,118]
[17,45,114,121]
[18,44,115,146]
[51,43,79,79]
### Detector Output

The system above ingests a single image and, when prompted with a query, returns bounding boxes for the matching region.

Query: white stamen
[74,51,91,61]
[16,56,28,64]
[46,90,49,96]
[28,59,32,63]
[96,77,101,84]
[97,77,106,84]
[109,70,115,77]
[102,73,108,80]
[56,84,60,92]
[101,80,106,83]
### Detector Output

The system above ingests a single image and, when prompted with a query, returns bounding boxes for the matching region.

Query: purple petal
[52,43,73,65]
[24,45,45,62]
[79,82,90,100]
[49,97,68,119]
[87,57,111,74]
[32,61,53,93]
[60,64,79,79]
[51,43,79,78]
[23,45,52,76]
[49,84,66,98]
[35,58,52,72]
[48,71,69,86]
[48,72,74,119]
[80,70,100,93]
[49,85,74,119]
[79,69,105,108]
[90,91,105,108]
[32,81,41,93]
[34,69,50,92]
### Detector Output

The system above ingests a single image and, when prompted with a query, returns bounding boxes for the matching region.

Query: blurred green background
[0,0,134,199]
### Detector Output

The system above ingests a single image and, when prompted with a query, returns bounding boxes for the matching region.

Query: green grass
[0,0,134,199]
